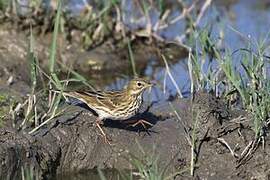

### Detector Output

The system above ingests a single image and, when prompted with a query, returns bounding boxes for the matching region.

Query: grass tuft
[49,0,63,90]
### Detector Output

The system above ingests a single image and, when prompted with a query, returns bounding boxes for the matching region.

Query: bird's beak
[149,81,156,87]
[143,80,155,91]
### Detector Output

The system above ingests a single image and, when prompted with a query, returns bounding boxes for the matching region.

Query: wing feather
[63,90,126,111]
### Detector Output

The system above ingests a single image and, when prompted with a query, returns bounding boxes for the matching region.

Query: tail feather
[50,90,89,105]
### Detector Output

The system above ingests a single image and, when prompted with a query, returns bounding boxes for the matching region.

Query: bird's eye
[137,82,142,87]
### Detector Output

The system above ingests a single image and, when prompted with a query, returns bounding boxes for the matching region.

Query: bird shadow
[67,100,162,134]
[103,102,162,133]
[103,111,160,133]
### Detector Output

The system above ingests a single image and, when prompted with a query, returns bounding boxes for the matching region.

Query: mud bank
[1,91,269,180]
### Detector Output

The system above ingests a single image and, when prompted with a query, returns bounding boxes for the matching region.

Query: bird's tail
[51,90,92,105]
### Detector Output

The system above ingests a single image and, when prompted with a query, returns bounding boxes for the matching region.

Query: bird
[61,78,154,143]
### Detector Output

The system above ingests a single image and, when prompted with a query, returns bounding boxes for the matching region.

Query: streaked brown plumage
[63,78,153,143]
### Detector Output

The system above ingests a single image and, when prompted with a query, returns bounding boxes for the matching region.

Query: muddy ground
[0,28,269,180]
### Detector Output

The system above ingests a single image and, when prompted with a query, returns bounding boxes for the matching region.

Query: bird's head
[126,78,153,95]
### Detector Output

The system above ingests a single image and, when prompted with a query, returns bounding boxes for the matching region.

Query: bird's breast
[112,95,143,120]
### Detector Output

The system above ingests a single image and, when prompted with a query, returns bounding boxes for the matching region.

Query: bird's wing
[63,91,123,111]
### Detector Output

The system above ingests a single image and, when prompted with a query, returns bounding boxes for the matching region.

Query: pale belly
[95,96,142,120]
[96,107,138,120]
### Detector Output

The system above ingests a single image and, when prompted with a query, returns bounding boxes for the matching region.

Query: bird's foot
[125,119,153,130]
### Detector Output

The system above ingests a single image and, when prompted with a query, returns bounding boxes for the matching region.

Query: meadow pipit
[62,78,154,143]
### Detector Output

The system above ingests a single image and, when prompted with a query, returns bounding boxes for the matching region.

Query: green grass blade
[57,60,96,91]
[49,0,62,90]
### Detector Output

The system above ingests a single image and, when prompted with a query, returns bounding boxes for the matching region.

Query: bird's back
[63,90,143,120]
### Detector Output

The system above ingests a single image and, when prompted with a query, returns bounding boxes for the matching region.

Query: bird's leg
[95,118,112,145]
